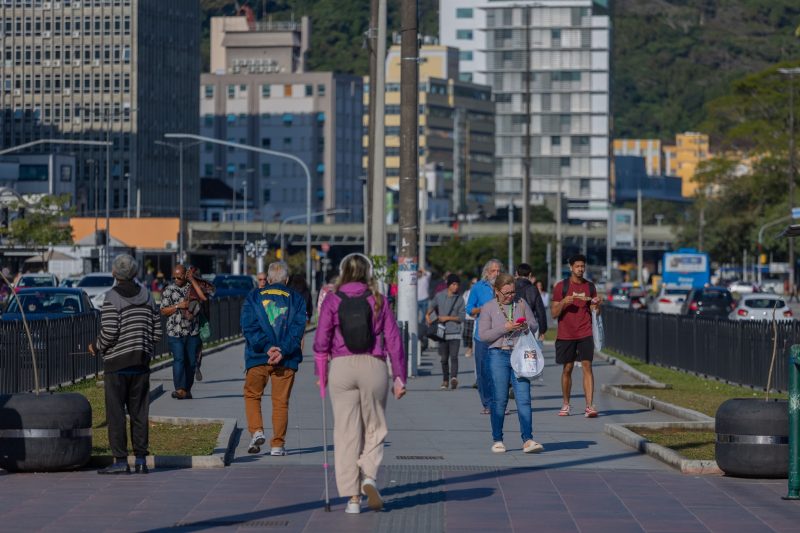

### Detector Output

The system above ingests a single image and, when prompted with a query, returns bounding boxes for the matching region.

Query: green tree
[0,195,74,271]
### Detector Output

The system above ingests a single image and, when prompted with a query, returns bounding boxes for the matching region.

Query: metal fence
[0,296,244,394]
[603,306,800,392]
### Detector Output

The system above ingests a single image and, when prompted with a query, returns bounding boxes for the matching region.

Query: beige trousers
[329,355,390,497]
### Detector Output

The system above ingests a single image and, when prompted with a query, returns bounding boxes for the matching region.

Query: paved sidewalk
[1,332,799,532]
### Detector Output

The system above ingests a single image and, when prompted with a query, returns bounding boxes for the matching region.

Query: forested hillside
[200,1,800,141]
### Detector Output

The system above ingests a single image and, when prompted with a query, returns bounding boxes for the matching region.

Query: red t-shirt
[552,279,594,340]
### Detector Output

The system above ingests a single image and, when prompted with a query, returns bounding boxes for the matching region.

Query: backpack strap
[561,278,570,299]
[589,282,597,298]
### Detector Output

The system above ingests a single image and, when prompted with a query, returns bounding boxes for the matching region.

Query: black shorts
[555,336,594,365]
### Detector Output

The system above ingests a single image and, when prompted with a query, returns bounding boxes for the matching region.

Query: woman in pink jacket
[313,253,407,514]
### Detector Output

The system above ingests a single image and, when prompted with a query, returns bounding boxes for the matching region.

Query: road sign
[792,207,800,219]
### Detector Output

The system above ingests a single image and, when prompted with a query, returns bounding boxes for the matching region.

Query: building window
[204,85,214,98]
[203,114,213,127]
[239,84,247,92]
[552,136,561,146]
[204,164,214,176]
[261,84,270,98]
[283,137,292,146]
[263,190,271,203]
[305,84,313,96]
[459,51,473,61]
[227,85,235,99]
[456,29,473,40]
[261,163,270,177]
[456,8,473,18]
[226,114,236,124]
[317,84,326,96]
[282,113,293,124]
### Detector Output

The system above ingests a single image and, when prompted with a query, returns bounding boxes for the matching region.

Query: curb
[89,416,238,470]
[601,384,713,422]
[604,421,722,475]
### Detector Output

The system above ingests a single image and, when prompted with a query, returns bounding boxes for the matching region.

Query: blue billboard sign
[662,249,710,289]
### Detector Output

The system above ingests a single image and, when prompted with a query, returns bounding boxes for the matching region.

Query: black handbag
[426,296,458,342]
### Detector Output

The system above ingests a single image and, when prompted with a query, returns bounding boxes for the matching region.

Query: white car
[728,281,759,296]
[728,294,793,321]
[651,286,690,314]
[76,273,115,308]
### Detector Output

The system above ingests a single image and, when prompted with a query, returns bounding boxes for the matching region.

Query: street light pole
[165,134,313,285]
[279,209,350,256]
[231,179,236,272]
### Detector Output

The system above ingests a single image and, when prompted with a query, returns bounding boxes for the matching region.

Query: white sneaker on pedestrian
[360,477,383,511]
[345,499,361,514]
[248,431,266,454]
[270,446,287,456]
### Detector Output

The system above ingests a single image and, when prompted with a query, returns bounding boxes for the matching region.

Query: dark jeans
[438,339,460,381]
[487,348,532,443]
[474,339,491,409]
[104,372,150,459]
[168,334,201,392]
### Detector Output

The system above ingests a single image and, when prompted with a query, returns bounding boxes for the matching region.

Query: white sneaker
[248,431,266,454]
[345,499,361,514]
[270,446,287,456]
[360,477,383,511]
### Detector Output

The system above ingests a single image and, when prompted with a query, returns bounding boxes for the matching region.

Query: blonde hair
[493,273,515,292]
[335,254,383,314]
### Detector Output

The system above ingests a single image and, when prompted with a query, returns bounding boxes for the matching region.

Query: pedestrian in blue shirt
[466,258,503,414]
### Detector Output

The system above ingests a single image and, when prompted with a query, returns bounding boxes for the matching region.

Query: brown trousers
[329,355,389,497]
[243,364,296,447]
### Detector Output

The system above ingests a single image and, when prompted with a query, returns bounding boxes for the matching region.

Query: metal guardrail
[603,306,798,392]
[0,296,245,394]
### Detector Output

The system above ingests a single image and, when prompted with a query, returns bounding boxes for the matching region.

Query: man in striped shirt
[90,254,161,474]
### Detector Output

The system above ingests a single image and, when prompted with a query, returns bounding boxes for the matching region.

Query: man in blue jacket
[466,258,503,414]
[241,261,307,456]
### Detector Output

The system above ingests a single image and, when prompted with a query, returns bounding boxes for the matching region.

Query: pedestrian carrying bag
[511,330,545,379]
[427,296,458,342]
[591,310,604,352]
[337,291,375,352]
[199,313,212,342]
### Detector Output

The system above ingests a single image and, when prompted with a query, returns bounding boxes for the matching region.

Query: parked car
[728,294,793,322]
[728,280,760,296]
[211,274,255,298]
[681,287,735,319]
[607,283,634,309]
[650,286,690,315]
[0,288,94,321]
[15,274,58,292]
[59,276,82,288]
[76,273,115,308]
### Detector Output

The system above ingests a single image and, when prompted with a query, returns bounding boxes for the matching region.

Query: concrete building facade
[364,43,495,219]
[0,0,200,218]
[441,0,611,221]
[202,15,363,225]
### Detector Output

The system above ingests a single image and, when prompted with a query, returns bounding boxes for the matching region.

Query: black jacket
[514,278,548,336]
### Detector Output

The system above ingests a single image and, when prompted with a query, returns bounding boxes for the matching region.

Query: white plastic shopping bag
[591,310,604,353]
[511,330,545,379]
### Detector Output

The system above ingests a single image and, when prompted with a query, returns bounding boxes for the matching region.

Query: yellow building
[663,132,711,197]
[363,44,495,216]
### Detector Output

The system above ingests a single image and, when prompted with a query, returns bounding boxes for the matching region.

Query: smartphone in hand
[515,317,526,324]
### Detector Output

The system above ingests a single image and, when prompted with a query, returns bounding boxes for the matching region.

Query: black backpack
[336,290,375,352]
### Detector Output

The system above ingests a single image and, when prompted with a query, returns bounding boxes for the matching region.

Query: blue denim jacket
[240,283,306,371]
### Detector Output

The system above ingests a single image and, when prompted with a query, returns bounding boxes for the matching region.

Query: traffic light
[760,254,767,265]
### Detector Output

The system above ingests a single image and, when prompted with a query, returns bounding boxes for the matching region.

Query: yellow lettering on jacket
[260,289,290,297]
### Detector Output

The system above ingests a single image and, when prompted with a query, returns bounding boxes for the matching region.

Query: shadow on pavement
[541,440,597,452]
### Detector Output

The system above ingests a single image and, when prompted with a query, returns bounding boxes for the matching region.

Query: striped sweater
[94,284,162,373]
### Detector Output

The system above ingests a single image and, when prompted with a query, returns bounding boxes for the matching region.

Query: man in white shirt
[417,268,431,322]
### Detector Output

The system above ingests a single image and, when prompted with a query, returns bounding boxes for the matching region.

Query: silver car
[728,294,793,321]
[651,286,690,315]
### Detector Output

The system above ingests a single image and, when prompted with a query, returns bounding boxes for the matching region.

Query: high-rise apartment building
[441,0,611,221]
[438,0,487,85]
[0,0,200,218]
[363,43,495,219]
[201,16,363,224]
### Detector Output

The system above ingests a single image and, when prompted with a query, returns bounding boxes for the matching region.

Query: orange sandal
[584,406,598,418]
[558,404,571,416]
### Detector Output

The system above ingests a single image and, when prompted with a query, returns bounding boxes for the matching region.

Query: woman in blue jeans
[478,272,543,454]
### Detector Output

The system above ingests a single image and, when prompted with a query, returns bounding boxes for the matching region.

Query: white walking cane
[321,383,331,512]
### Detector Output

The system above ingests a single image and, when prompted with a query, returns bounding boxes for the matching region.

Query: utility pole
[230,182,236,273]
[370,0,388,258]
[398,0,419,377]
[555,181,562,281]
[508,199,514,273]
[242,178,248,275]
[453,108,462,215]
[637,188,644,284]
[105,111,111,271]
[521,4,532,264]
[365,0,378,254]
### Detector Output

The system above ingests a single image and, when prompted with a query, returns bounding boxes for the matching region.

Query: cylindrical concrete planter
[0,392,92,472]
[715,398,788,478]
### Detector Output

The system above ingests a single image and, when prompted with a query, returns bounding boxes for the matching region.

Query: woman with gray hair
[465,259,504,414]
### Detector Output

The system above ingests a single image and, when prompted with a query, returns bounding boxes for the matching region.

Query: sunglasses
[257,278,267,282]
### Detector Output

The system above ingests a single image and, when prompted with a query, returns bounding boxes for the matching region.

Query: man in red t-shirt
[551,254,601,418]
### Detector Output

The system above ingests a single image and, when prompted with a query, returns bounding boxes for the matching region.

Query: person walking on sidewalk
[426,273,465,390]
[160,265,207,399]
[313,253,407,514]
[478,273,542,454]
[241,261,307,456]
[551,254,601,418]
[515,263,548,341]
[90,254,161,474]
[466,259,503,414]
